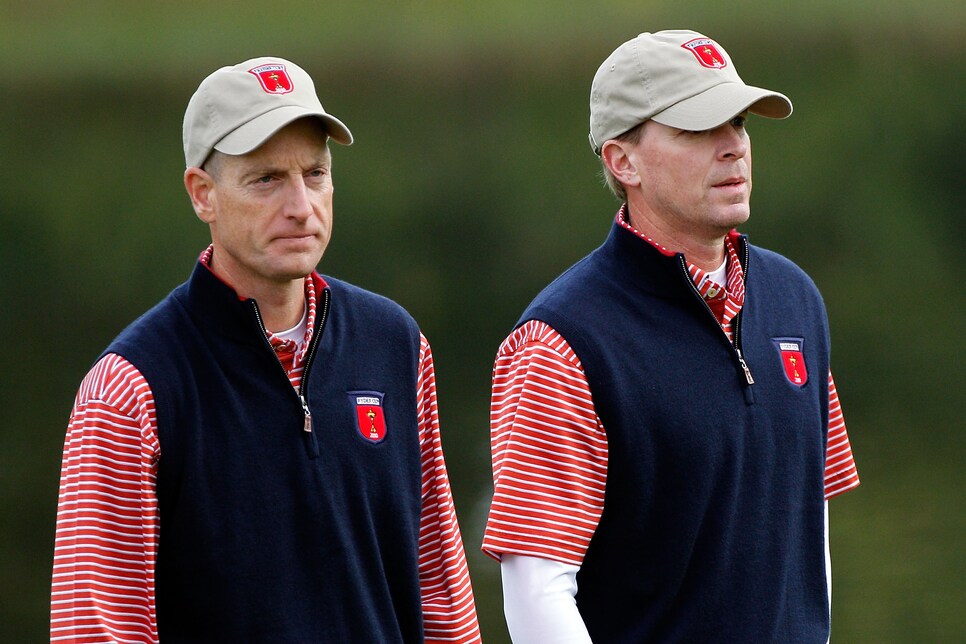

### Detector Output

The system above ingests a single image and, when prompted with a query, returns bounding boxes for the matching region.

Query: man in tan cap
[482,31,859,642]
[51,57,481,643]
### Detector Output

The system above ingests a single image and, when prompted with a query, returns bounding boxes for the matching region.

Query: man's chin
[271,254,325,282]
[718,205,751,229]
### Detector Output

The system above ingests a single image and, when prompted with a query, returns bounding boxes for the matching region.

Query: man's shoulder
[747,243,821,291]
[526,253,603,310]
[321,275,420,331]
[106,283,191,352]
[87,282,193,403]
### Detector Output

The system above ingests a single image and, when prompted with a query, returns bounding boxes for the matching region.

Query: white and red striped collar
[615,205,676,257]
[615,205,745,324]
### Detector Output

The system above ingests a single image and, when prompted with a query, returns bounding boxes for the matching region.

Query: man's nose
[284,177,314,220]
[717,124,749,160]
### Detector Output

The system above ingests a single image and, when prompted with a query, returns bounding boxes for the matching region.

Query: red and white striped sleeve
[482,321,608,567]
[415,334,482,643]
[51,354,160,643]
[824,372,859,498]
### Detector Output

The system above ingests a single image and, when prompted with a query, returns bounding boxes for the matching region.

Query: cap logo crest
[248,63,294,94]
[682,38,728,69]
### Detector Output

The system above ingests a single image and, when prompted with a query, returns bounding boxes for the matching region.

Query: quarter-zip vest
[518,221,831,643]
[105,262,425,643]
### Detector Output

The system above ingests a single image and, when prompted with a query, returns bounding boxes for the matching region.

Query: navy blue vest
[519,222,831,643]
[105,263,425,642]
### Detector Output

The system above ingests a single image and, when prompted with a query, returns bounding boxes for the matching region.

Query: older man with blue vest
[52,57,480,643]
[483,30,859,642]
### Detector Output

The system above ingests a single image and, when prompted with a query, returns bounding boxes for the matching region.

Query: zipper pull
[300,395,313,433]
[736,349,755,385]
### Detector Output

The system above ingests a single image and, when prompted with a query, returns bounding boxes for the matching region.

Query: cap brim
[214,105,354,157]
[651,83,792,131]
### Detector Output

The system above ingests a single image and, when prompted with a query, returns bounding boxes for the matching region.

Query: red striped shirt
[484,323,607,566]
[482,213,859,564]
[52,255,480,643]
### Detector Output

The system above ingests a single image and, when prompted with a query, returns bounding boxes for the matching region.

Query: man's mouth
[713,177,745,188]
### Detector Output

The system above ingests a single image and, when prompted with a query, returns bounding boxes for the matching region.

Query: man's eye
[256,175,274,184]
[731,116,746,128]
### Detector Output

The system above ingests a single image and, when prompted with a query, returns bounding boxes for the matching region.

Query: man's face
[203,118,333,295]
[626,115,753,239]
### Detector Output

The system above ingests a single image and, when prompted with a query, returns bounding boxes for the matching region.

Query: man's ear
[184,167,217,224]
[601,140,642,189]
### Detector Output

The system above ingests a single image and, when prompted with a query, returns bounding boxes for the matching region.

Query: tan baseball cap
[183,56,353,168]
[589,30,792,154]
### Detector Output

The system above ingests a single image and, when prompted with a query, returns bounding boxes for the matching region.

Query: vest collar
[601,218,749,300]
[182,260,274,344]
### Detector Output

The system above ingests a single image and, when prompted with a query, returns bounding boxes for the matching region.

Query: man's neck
[249,282,307,333]
[206,258,307,332]
[625,204,728,272]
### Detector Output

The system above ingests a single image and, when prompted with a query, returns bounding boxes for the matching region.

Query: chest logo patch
[248,63,294,94]
[348,391,387,443]
[772,338,808,387]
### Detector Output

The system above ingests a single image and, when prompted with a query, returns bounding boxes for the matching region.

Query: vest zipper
[733,239,753,387]
[249,288,331,455]
[735,348,755,385]
[678,251,756,394]
[298,395,313,434]
[731,240,754,386]
[297,288,330,433]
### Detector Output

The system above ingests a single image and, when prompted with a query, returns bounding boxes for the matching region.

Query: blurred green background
[2,1,963,641]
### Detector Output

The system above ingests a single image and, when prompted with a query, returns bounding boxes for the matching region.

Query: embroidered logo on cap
[248,63,294,94]
[682,38,728,69]
[772,338,808,387]
[348,391,387,443]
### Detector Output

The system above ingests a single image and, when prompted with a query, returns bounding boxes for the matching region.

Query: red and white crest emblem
[348,391,387,443]
[681,38,728,69]
[248,63,294,94]
[772,338,808,387]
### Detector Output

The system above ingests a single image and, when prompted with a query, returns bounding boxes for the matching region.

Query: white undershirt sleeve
[825,500,832,644]
[500,504,831,644]
[501,554,593,643]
